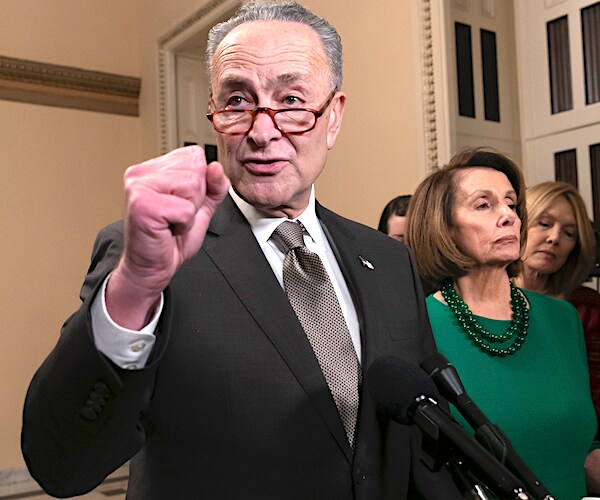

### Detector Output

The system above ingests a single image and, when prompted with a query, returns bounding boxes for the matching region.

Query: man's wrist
[91,275,160,369]
[105,266,163,330]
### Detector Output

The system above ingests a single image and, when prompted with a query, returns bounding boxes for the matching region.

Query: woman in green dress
[405,147,599,499]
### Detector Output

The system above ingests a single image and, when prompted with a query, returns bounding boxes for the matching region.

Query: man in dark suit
[22,1,462,498]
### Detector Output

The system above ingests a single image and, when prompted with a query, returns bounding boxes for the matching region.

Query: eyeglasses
[207,92,336,136]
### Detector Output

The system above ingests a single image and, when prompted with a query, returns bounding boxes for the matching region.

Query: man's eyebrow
[219,76,253,89]
[218,73,307,94]
[268,72,305,87]
[219,72,305,87]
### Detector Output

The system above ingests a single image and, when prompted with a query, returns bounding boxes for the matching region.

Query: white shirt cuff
[90,275,162,370]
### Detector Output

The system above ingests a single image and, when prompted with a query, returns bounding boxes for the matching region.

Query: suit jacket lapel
[317,204,385,369]
[317,204,391,465]
[202,196,352,460]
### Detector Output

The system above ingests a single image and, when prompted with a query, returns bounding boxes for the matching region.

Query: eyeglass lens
[212,109,316,134]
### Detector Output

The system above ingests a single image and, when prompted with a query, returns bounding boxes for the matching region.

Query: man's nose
[247,111,282,146]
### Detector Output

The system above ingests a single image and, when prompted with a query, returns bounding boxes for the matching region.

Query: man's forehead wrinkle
[217,43,323,68]
[212,22,331,96]
[215,52,322,90]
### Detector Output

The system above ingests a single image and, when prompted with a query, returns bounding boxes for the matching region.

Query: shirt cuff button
[130,341,146,353]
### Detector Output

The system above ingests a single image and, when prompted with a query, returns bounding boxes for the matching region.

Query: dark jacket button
[86,399,103,413]
[80,405,98,421]
[89,392,107,407]
[94,382,110,398]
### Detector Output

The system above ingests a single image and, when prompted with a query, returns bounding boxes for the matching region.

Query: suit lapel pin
[358,255,374,270]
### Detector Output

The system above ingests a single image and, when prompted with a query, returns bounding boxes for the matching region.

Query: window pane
[455,22,475,118]
[481,29,500,122]
[582,2,600,105]
[554,148,578,187]
[547,16,573,113]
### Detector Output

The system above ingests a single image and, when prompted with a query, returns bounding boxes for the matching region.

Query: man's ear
[326,92,346,149]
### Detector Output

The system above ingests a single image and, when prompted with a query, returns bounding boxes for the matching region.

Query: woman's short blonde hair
[405,147,527,291]
[524,181,596,297]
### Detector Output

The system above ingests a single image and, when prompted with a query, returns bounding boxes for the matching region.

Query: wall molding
[418,0,440,172]
[157,0,240,153]
[0,55,141,116]
[0,464,129,497]
[0,467,32,487]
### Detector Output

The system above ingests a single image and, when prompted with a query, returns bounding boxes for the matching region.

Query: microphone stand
[418,410,489,498]
[445,458,491,500]
[415,397,530,500]
[473,422,554,500]
[422,355,554,500]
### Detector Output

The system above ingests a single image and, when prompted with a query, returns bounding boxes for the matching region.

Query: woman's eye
[565,230,577,239]
[475,201,489,210]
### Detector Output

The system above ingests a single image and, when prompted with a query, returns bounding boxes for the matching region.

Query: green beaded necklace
[440,279,529,357]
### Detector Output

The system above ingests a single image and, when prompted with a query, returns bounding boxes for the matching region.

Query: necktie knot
[272,221,305,252]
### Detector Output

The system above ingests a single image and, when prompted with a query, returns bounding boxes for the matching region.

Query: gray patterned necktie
[272,221,361,448]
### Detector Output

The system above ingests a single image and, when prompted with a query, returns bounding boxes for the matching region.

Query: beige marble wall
[0,0,143,470]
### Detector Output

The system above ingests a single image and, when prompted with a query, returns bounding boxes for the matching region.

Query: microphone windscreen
[420,352,452,376]
[366,355,439,424]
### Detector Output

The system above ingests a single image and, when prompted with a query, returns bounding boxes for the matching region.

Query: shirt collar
[229,186,324,246]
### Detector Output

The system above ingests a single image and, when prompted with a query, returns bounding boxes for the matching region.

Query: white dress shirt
[91,186,361,369]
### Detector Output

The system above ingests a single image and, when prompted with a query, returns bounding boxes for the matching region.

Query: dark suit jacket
[22,196,460,499]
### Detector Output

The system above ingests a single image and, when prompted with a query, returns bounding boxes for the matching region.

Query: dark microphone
[421,353,553,500]
[367,355,530,500]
